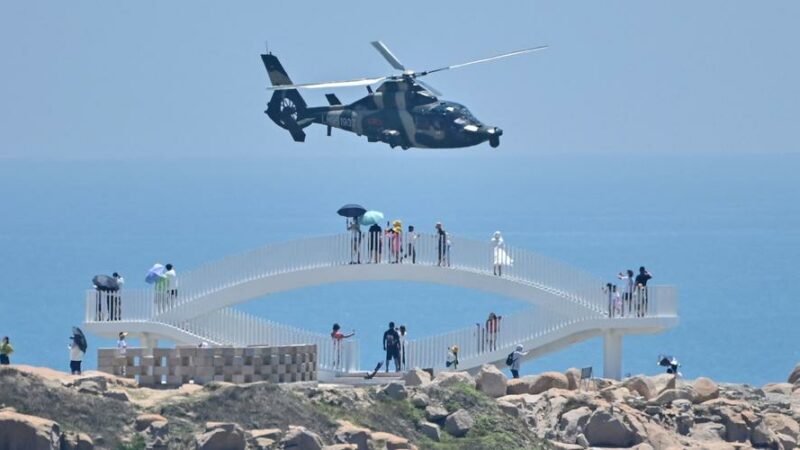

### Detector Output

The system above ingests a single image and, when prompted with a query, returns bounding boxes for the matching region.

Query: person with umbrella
[69,327,87,375]
[146,263,168,312]
[358,210,384,264]
[92,274,120,321]
[338,204,367,264]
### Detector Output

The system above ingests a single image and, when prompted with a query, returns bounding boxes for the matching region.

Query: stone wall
[97,345,317,386]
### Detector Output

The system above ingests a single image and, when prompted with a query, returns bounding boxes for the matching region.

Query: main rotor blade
[418,45,548,77]
[268,76,387,91]
[371,41,406,71]
[416,79,442,97]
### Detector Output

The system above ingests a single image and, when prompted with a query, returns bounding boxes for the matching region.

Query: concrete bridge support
[603,331,623,380]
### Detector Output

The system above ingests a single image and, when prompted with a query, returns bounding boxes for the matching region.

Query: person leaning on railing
[634,266,653,317]
[331,323,355,369]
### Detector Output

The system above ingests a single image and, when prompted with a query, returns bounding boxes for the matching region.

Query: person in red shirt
[331,323,355,369]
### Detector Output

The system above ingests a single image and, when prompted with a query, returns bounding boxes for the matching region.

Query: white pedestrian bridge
[83,233,678,379]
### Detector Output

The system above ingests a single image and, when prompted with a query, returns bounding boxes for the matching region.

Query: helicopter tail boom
[262,53,310,142]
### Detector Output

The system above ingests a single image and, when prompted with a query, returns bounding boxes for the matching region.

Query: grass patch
[115,435,146,450]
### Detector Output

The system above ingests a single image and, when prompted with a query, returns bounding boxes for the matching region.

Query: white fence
[176,308,359,373]
[405,285,677,370]
[85,232,649,323]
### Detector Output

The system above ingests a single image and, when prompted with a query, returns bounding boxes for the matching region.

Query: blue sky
[1,1,798,160]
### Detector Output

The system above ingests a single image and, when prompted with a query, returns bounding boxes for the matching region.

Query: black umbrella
[337,204,367,218]
[72,327,87,353]
[92,274,120,292]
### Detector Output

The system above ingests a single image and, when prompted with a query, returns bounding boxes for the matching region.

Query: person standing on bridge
[398,325,408,371]
[383,322,402,373]
[331,323,355,369]
[635,266,653,317]
[491,231,513,276]
[405,225,417,264]
[510,344,528,378]
[164,264,178,303]
[435,222,447,266]
[617,269,635,316]
[368,223,382,264]
[486,313,501,351]
[348,218,362,264]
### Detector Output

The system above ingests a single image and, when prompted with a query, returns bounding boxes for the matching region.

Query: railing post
[602,331,623,380]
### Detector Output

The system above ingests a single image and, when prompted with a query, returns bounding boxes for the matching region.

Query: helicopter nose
[483,126,503,137]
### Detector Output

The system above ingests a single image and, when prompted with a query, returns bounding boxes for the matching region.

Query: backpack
[505,352,515,366]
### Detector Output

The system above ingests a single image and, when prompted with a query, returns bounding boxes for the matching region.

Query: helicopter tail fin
[262,53,309,142]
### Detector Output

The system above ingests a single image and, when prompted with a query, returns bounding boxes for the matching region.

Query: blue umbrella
[145,263,166,284]
[358,210,385,226]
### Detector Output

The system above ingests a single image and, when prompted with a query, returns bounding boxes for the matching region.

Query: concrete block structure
[97,344,316,387]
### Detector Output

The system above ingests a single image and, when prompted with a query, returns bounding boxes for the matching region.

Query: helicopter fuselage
[296,80,502,150]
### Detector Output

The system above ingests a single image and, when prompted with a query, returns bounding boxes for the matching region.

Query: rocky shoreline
[0,364,798,449]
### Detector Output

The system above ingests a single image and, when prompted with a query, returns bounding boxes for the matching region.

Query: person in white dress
[117,332,128,376]
[491,231,513,276]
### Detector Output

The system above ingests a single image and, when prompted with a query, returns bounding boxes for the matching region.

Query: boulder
[379,382,407,401]
[134,414,167,432]
[144,419,170,449]
[369,431,413,450]
[73,376,108,393]
[788,364,800,384]
[750,420,779,448]
[334,420,371,450]
[60,431,94,450]
[777,433,797,450]
[558,406,591,442]
[762,413,799,440]
[693,377,719,403]
[281,426,324,450]
[475,365,507,398]
[410,393,429,408]
[444,409,474,437]
[196,422,246,450]
[496,401,520,417]
[583,409,642,448]
[623,376,658,400]
[643,421,681,450]
[719,409,749,442]
[418,421,440,442]
[564,368,581,390]
[322,445,357,450]
[647,374,676,396]
[424,405,449,422]
[652,388,697,405]
[402,368,431,387]
[497,393,540,406]
[762,382,793,396]
[506,377,536,395]
[102,389,130,402]
[0,411,62,450]
[691,422,727,442]
[529,372,570,394]
[432,371,475,389]
[599,386,630,403]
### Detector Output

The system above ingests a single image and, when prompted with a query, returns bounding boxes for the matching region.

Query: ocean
[0,152,797,385]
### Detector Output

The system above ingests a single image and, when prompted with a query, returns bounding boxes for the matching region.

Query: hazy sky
[1,1,798,160]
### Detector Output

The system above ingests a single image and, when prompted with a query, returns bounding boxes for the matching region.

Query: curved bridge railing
[83,233,677,374]
[85,232,667,323]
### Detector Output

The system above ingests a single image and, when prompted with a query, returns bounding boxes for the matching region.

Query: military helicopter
[262,41,547,150]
